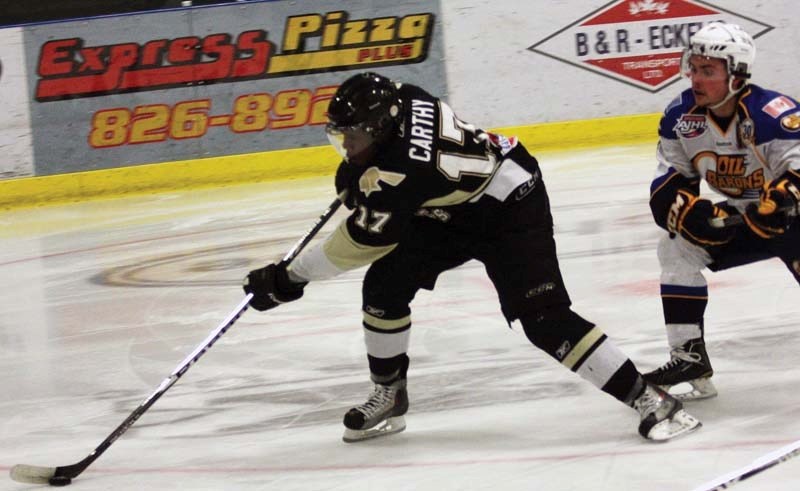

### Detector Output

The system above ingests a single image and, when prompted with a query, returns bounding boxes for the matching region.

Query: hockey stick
[709,205,797,228]
[9,192,345,487]
[690,438,800,491]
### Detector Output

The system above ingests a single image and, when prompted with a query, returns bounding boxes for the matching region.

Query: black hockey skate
[643,338,716,401]
[634,383,701,441]
[342,378,408,443]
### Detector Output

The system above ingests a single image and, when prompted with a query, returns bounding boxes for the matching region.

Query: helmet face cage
[681,22,755,81]
[325,72,403,160]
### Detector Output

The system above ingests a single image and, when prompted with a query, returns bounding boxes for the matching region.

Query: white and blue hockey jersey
[650,84,800,229]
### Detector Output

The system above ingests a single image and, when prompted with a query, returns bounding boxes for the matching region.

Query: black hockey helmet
[326,72,403,162]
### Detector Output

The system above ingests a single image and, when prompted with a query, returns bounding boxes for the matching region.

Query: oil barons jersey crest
[293,83,539,278]
[652,84,800,212]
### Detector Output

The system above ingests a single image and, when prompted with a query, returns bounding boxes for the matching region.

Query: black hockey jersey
[290,83,537,280]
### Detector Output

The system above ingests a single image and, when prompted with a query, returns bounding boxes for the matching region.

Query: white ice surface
[1,143,799,490]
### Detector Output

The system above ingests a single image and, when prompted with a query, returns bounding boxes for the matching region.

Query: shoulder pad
[739,85,800,143]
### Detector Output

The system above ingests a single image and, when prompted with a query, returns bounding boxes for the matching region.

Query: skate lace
[634,388,661,415]
[658,347,702,371]
[356,385,396,417]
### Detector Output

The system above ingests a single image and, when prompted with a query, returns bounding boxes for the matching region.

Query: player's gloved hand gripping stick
[710,177,800,230]
[9,192,345,487]
[709,205,798,229]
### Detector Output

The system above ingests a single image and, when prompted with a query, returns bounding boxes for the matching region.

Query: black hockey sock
[660,284,707,325]
[367,353,409,384]
[618,370,646,407]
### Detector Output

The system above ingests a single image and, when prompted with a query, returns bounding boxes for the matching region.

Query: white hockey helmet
[682,22,756,80]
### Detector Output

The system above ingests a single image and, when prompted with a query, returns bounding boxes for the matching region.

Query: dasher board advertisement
[23,0,444,176]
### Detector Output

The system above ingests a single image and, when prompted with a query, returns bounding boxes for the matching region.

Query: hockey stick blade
[9,193,345,485]
[9,464,56,484]
[9,294,253,485]
[709,205,797,228]
[9,463,80,486]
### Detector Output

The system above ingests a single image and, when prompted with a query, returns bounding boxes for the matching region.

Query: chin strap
[708,77,746,110]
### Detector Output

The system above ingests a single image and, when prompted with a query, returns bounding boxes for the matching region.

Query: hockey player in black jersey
[645,22,800,400]
[243,72,701,442]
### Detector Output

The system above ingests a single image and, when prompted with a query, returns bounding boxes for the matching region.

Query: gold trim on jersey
[736,92,772,167]
[737,90,757,147]
[737,87,753,116]
[562,327,604,370]
[421,156,500,207]
[323,222,397,270]
[750,142,769,168]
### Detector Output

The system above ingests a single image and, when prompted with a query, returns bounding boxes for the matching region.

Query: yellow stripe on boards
[1,146,339,210]
[494,113,661,151]
[0,113,661,210]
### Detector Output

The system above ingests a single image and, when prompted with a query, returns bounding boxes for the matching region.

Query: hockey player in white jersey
[645,22,800,400]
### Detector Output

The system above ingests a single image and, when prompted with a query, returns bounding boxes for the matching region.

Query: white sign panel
[529,0,773,93]
[0,27,34,179]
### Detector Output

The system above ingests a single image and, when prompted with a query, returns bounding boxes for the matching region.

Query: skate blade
[342,416,406,443]
[646,409,702,441]
[662,378,717,401]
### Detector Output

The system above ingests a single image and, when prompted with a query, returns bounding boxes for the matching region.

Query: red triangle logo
[582,0,719,26]
[584,53,682,87]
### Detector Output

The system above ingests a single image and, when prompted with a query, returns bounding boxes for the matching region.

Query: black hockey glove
[335,160,360,210]
[743,177,800,239]
[243,262,307,311]
[667,189,734,247]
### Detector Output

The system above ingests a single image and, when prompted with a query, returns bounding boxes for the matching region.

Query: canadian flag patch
[762,96,797,118]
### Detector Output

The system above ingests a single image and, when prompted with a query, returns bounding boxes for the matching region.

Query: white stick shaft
[691,438,800,491]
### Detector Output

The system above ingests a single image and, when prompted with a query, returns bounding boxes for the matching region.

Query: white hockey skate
[634,383,701,441]
[342,378,408,443]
